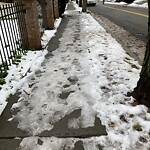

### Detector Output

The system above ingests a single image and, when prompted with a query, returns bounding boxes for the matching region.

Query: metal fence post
[0,2,29,75]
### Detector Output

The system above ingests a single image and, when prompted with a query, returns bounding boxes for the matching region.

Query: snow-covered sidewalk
[1,1,150,150]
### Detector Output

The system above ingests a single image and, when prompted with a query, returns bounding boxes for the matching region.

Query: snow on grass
[11,2,150,150]
[0,18,62,115]
[129,0,148,8]
[105,0,148,8]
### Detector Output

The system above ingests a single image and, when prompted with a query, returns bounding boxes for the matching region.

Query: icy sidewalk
[1,1,150,150]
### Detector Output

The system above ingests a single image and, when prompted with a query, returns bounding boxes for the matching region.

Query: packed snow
[6,1,150,150]
[0,18,62,115]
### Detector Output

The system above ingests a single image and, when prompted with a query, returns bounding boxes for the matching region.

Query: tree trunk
[132,1,150,107]
[82,0,87,12]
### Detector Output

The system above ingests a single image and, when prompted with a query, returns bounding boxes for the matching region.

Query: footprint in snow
[67,76,78,85]
[59,90,75,100]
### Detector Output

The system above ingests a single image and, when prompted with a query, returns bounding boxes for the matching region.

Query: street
[88,2,148,42]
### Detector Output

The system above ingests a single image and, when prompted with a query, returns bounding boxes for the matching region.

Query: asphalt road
[88,2,148,42]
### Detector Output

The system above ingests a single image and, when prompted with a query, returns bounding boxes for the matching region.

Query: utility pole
[79,0,82,7]
[82,0,87,12]
[103,0,105,5]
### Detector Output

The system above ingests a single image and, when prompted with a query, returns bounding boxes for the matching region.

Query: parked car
[87,0,97,6]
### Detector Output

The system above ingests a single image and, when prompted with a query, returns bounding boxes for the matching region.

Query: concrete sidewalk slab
[0,94,28,138]
[0,139,22,150]
[40,109,107,138]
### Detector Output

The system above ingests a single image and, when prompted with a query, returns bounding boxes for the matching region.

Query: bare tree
[131,1,150,107]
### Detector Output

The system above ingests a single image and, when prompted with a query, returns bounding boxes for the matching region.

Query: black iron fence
[0,0,13,2]
[0,2,29,77]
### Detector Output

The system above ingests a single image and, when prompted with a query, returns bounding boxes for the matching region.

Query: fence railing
[0,0,13,2]
[0,2,29,77]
